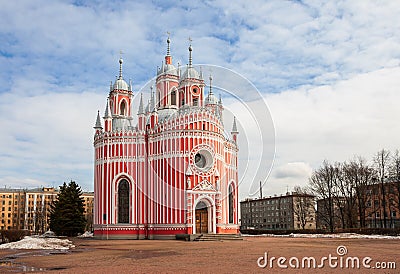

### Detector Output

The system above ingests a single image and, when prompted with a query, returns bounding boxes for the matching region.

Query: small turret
[137,93,146,131]
[103,98,112,132]
[205,75,218,105]
[94,110,103,134]
[231,116,239,143]
[138,93,144,115]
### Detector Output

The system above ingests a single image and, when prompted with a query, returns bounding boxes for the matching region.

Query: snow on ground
[77,231,93,238]
[0,236,75,250]
[244,233,400,239]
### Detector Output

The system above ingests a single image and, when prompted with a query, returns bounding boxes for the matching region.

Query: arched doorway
[195,201,208,233]
[118,179,130,223]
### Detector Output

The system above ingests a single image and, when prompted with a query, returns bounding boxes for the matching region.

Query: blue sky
[1,0,400,198]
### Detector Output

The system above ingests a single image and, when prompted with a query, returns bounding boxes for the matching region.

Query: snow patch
[0,236,75,250]
[77,231,93,238]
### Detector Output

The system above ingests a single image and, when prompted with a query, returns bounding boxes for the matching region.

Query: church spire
[231,116,239,143]
[165,34,172,65]
[104,98,112,118]
[150,85,156,112]
[209,75,213,96]
[138,93,144,115]
[94,110,102,129]
[188,37,193,67]
[166,33,171,56]
[231,116,238,133]
[118,58,123,79]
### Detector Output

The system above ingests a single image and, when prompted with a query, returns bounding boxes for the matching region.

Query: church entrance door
[195,201,208,233]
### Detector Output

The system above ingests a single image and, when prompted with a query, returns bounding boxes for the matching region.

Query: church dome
[113,58,129,90]
[205,93,218,105]
[181,66,200,80]
[113,78,129,90]
[158,63,178,76]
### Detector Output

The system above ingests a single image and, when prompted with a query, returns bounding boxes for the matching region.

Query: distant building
[316,197,347,230]
[240,192,316,230]
[363,181,400,229]
[0,187,94,233]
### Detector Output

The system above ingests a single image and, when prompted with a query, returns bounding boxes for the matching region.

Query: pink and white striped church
[93,38,239,239]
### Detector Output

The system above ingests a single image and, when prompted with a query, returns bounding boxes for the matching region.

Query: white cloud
[263,67,400,196]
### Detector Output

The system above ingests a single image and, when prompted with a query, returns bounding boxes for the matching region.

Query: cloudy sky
[1,0,400,199]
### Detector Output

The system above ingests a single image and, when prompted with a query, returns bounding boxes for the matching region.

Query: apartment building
[0,187,94,233]
[240,192,316,230]
[363,181,400,229]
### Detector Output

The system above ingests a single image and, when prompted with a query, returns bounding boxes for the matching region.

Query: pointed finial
[199,66,203,79]
[232,116,238,133]
[150,85,155,111]
[110,80,113,91]
[166,31,171,56]
[209,75,213,95]
[218,93,222,105]
[138,93,144,115]
[118,60,123,79]
[188,37,193,67]
[104,98,112,118]
[94,110,102,129]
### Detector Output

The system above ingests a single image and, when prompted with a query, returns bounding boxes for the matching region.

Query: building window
[392,211,396,218]
[228,184,234,224]
[120,100,126,116]
[171,90,177,105]
[118,180,130,223]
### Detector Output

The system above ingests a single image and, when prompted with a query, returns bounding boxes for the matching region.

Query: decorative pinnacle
[118,50,124,79]
[104,98,112,118]
[188,37,193,67]
[209,75,213,95]
[138,93,144,114]
[166,31,171,56]
[232,116,238,133]
[94,110,102,129]
[150,85,155,111]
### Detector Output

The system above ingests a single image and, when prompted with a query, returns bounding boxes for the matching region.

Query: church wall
[93,47,239,239]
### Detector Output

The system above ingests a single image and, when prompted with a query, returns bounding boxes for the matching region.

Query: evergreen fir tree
[50,181,86,236]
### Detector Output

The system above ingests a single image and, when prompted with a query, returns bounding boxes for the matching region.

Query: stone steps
[194,233,243,241]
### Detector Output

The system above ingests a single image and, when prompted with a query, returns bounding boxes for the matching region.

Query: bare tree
[309,161,340,232]
[292,186,315,230]
[390,149,400,214]
[352,158,374,228]
[335,158,374,229]
[373,149,390,228]
[336,162,356,228]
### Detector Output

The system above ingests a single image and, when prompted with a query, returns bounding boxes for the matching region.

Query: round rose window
[194,149,213,171]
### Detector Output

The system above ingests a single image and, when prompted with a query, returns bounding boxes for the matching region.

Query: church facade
[93,38,239,239]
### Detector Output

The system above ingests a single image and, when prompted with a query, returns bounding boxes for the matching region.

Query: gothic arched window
[118,180,130,223]
[120,100,126,115]
[171,89,177,106]
[229,184,234,223]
